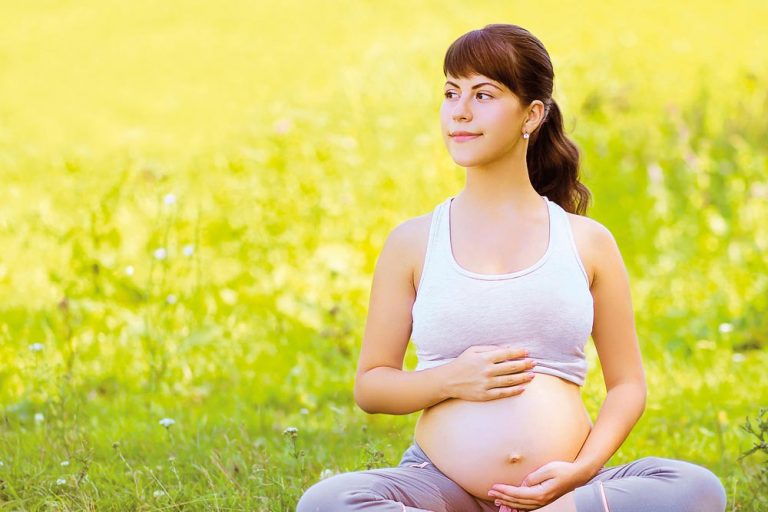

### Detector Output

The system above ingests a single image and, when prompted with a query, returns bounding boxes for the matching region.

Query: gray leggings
[296,438,727,512]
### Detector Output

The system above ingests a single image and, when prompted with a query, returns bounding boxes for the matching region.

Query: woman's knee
[683,462,727,512]
[296,471,383,512]
[642,457,727,512]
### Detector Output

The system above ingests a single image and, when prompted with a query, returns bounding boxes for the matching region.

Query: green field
[1,1,767,510]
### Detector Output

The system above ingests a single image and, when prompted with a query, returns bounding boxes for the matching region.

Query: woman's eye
[443,91,492,99]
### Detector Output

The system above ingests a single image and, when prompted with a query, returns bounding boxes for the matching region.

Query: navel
[507,453,523,464]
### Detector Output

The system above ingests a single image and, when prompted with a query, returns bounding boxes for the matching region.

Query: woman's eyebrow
[444,81,503,91]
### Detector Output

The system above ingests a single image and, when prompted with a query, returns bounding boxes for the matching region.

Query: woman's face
[440,72,530,167]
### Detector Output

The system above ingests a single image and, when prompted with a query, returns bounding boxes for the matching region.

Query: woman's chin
[451,155,490,168]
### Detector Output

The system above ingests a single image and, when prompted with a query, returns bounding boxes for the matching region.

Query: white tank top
[411,195,594,386]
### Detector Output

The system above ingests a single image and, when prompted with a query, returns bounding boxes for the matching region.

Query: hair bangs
[443,29,520,95]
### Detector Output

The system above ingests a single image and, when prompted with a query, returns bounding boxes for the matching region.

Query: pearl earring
[523,132,529,139]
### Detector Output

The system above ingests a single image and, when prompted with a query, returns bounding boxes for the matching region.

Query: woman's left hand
[487,460,586,510]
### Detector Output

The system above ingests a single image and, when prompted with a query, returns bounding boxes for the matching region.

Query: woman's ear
[524,100,546,134]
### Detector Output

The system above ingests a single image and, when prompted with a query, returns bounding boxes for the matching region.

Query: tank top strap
[544,195,569,258]
[414,198,450,294]
[546,197,590,286]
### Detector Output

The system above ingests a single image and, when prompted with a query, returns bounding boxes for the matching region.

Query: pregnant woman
[297,24,727,512]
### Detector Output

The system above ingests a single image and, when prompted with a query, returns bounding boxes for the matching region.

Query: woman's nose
[452,97,472,121]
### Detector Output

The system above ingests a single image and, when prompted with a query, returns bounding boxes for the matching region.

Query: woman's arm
[355,365,455,415]
[353,217,454,415]
[572,221,647,482]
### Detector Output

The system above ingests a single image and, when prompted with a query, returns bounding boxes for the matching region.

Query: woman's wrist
[572,458,602,485]
[430,361,457,401]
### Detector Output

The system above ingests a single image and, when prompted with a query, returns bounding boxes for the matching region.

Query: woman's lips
[451,134,482,142]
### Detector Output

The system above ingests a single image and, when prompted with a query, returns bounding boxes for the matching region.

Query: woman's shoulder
[565,211,614,242]
[386,210,433,247]
[382,210,434,294]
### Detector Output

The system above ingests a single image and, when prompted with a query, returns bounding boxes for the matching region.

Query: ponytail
[527,99,591,215]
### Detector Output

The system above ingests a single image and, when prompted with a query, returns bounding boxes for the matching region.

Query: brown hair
[443,24,591,215]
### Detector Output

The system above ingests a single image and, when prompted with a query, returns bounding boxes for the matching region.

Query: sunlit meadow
[1,1,767,510]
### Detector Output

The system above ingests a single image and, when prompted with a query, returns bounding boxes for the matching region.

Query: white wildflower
[300,408,309,415]
[164,193,176,205]
[154,248,167,260]
[125,265,134,276]
[159,418,176,428]
[319,468,336,480]
[732,353,746,363]
[283,426,298,438]
[183,244,194,257]
[718,322,733,334]
[153,489,167,498]
[34,413,45,423]
[0,461,4,467]
[56,477,67,485]
[219,288,237,305]
[60,460,70,467]
[166,294,177,304]
[273,117,293,134]
[29,343,44,352]
[647,163,664,186]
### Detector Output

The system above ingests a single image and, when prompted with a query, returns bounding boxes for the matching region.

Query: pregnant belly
[414,373,593,501]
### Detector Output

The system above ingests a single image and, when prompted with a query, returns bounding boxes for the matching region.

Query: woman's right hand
[446,345,536,401]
